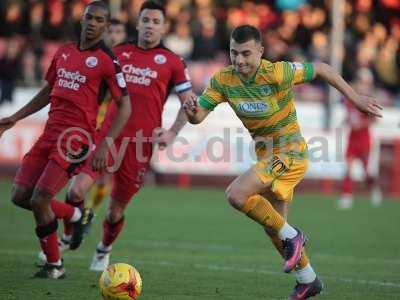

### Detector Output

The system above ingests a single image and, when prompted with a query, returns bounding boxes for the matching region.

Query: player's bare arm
[183,95,210,124]
[172,89,194,133]
[312,62,383,117]
[92,93,131,171]
[0,83,51,137]
[154,90,196,150]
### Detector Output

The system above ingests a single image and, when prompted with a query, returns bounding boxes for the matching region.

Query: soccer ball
[99,263,142,300]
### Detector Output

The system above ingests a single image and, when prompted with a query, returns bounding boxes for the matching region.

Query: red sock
[36,219,60,264]
[64,222,73,236]
[366,175,375,188]
[102,217,125,247]
[63,196,84,236]
[51,200,75,221]
[342,174,353,195]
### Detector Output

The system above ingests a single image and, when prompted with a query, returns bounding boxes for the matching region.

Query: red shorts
[15,131,91,195]
[346,131,370,166]
[81,150,109,181]
[82,136,153,203]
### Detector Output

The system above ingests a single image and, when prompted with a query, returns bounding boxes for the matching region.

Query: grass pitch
[0,179,399,299]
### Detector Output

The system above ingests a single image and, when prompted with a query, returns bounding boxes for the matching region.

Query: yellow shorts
[253,154,308,202]
[96,101,110,129]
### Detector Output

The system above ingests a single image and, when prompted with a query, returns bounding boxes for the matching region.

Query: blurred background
[0,0,399,198]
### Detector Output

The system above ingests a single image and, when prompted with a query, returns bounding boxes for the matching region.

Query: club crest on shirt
[154,54,167,64]
[86,56,98,68]
[259,85,273,96]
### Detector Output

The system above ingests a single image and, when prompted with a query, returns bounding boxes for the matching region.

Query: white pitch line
[195,263,400,289]
[1,249,400,289]
[312,253,400,266]
[3,233,400,265]
[135,259,400,289]
[126,239,400,265]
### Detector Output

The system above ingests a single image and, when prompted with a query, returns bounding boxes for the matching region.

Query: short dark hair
[139,0,166,19]
[110,18,123,26]
[231,25,261,44]
[87,1,110,19]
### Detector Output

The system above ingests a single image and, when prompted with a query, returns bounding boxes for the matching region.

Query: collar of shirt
[76,38,106,52]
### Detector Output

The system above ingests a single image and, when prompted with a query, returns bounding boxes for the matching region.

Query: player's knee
[30,189,52,212]
[106,203,125,224]
[225,185,246,210]
[107,209,124,224]
[11,185,32,209]
[68,182,87,203]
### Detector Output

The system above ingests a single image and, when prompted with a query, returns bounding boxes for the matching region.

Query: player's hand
[0,116,17,138]
[153,128,176,150]
[353,95,383,118]
[182,94,198,118]
[92,143,108,171]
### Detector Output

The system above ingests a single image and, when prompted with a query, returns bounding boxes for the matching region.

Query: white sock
[62,234,72,242]
[278,222,298,240]
[70,208,82,223]
[294,263,317,284]
[371,186,382,207]
[340,194,353,202]
[97,242,112,252]
[338,194,353,210]
[48,259,62,267]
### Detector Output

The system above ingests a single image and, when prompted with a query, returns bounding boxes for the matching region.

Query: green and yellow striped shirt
[199,59,314,159]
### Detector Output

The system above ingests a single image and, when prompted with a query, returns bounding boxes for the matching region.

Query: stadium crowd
[0,0,399,106]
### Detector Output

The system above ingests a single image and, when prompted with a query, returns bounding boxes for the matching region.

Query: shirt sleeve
[45,50,60,87]
[198,72,226,111]
[104,56,128,99]
[172,57,192,93]
[272,61,314,86]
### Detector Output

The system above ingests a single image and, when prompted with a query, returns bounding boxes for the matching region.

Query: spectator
[41,0,66,40]
[65,0,86,41]
[165,23,193,60]
[374,37,400,95]
[309,31,329,62]
[0,39,21,105]
[276,0,307,11]
[27,1,45,84]
[0,0,398,106]
[0,1,26,37]
[191,16,219,61]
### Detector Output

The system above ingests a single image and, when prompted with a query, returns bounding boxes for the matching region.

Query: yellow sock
[267,230,310,270]
[241,195,285,232]
[89,184,108,211]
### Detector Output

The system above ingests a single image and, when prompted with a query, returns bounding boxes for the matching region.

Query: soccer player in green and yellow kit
[183,25,382,300]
